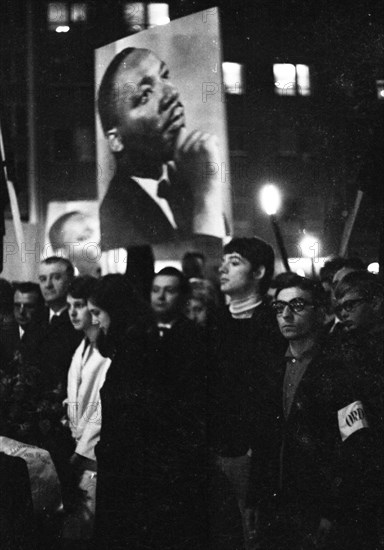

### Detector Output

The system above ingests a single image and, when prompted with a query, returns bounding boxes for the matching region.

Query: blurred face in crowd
[87,301,111,335]
[219,253,262,299]
[335,289,380,332]
[67,295,92,332]
[275,287,323,341]
[61,213,101,261]
[107,49,185,165]
[332,267,356,288]
[151,275,183,322]
[38,261,72,310]
[13,291,40,328]
[185,297,207,327]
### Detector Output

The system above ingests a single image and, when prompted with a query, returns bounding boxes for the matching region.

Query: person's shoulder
[252,300,286,347]
[100,173,138,205]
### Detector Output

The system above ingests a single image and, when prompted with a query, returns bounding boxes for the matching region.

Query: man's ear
[253,265,266,281]
[106,128,124,153]
[371,295,383,315]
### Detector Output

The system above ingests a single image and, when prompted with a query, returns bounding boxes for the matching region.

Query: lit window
[273,63,311,96]
[123,2,145,31]
[376,80,384,100]
[48,2,68,30]
[123,3,169,30]
[222,62,245,95]
[71,3,87,23]
[148,4,170,26]
[296,64,310,96]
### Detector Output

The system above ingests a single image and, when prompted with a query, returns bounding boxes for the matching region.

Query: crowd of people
[0,237,383,550]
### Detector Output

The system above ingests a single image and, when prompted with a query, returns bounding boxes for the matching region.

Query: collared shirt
[132,165,177,229]
[283,343,318,419]
[49,306,68,323]
[157,320,175,338]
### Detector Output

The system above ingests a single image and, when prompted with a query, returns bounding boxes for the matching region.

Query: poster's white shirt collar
[132,165,177,229]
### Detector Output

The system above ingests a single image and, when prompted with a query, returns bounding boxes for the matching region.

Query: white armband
[337,400,369,442]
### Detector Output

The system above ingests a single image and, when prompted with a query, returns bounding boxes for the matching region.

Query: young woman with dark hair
[88,274,209,550]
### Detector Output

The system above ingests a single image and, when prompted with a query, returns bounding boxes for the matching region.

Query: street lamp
[260,184,291,272]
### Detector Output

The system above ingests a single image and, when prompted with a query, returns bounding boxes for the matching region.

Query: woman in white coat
[63,276,111,545]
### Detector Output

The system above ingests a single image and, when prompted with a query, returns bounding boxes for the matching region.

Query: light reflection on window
[273,63,311,96]
[148,4,170,26]
[71,3,87,23]
[376,80,384,100]
[222,62,245,95]
[123,3,169,30]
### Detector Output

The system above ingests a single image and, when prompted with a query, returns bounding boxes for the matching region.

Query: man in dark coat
[250,273,381,550]
[210,237,285,550]
[93,270,209,549]
[20,257,82,395]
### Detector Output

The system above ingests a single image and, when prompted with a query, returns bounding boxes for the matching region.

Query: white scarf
[229,293,262,319]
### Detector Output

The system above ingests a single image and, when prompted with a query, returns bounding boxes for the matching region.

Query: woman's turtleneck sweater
[228,292,262,319]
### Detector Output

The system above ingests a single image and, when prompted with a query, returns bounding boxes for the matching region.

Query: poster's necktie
[157,178,172,200]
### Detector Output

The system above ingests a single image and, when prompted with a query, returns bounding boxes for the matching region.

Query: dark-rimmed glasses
[272,298,315,316]
[334,298,365,317]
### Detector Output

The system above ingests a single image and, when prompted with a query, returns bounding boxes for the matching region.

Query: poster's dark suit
[100,165,193,250]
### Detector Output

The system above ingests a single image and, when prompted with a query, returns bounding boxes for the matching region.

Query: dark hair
[153,267,190,297]
[67,276,97,301]
[48,211,82,249]
[182,251,205,279]
[0,278,14,314]
[97,47,139,134]
[334,271,384,302]
[341,257,367,271]
[89,274,151,353]
[13,282,43,304]
[319,257,347,284]
[274,272,326,307]
[40,256,75,279]
[223,237,275,295]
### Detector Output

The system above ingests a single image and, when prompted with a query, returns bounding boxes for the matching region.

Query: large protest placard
[95,8,232,252]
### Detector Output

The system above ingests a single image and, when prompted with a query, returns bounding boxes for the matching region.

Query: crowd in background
[0,238,383,550]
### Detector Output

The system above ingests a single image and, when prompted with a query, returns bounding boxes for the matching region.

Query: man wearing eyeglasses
[333,270,383,334]
[249,273,381,550]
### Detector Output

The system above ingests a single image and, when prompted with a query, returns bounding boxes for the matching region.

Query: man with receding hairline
[20,257,82,395]
[98,46,224,250]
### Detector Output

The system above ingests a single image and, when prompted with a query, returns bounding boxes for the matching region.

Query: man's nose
[282,305,293,319]
[219,263,227,274]
[339,307,348,320]
[162,82,179,106]
[157,289,166,300]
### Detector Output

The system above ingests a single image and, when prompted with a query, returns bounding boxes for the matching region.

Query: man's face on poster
[109,49,185,163]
